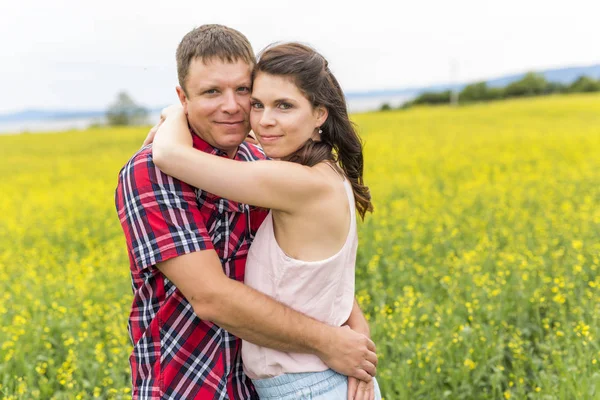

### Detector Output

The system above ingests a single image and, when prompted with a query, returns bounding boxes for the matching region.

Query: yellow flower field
[1,93,599,399]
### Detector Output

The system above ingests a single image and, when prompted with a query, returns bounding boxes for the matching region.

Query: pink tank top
[242,178,357,379]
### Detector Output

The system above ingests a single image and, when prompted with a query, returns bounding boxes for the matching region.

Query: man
[116,24,376,399]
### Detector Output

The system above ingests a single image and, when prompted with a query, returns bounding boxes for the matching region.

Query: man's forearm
[196,277,331,355]
[157,250,376,380]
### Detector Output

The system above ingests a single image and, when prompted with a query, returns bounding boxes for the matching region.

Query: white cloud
[0,0,599,112]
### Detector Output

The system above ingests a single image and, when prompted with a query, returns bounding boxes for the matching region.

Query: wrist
[345,314,371,338]
[351,321,371,338]
[312,324,334,357]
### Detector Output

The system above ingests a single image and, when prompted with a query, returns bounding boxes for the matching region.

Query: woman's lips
[259,135,282,143]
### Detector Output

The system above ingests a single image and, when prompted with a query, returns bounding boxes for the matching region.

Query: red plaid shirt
[115,133,268,399]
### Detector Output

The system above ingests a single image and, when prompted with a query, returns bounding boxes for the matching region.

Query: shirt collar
[190,127,231,158]
[188,127,247,212]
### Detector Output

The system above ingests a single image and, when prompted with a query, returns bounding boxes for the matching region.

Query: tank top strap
[343,178,356,232]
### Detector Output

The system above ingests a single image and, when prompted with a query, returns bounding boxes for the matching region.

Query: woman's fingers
[347,376,359,400]
[160,104,184,120]
[354,379,372,400]
[142,119,163,147]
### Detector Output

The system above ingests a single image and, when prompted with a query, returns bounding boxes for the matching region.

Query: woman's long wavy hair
[253,43,374,219]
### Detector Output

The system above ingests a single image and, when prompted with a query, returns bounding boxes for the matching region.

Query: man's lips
[215,121,244,125]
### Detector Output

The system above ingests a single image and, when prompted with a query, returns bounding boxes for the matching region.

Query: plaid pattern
[115,133,268,399]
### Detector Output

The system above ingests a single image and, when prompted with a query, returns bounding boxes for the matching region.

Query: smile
[216,121,244,126]
[259,135,283,143]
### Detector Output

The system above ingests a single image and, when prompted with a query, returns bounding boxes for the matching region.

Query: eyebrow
[197,81,251,92]
[250,97,297,104]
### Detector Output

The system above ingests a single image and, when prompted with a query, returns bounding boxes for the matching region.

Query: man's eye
[251,102,264,109]
[278,102,293,110]
[237,87,251,93]
[204,89,218,95]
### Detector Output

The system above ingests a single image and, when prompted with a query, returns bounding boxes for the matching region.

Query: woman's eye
[278,102,293,110]
[251,102,263,109]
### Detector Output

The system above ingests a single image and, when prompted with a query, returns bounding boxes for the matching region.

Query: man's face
[176,58,253,157]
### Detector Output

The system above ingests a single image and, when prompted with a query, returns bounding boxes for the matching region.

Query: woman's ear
[315,105,328,128]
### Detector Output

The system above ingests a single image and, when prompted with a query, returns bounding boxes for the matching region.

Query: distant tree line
[380,73,600,111]
[105,91,149,126]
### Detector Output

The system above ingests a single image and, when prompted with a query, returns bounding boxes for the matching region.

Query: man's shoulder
[126,144,154,167]
[116,145,191,197]
[237,142,268,162]
[115,144,198,217]
[118,145,164,184]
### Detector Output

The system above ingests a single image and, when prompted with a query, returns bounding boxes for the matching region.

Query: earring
[318,128,323,134]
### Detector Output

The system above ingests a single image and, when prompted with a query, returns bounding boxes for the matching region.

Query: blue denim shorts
[252,369,382,399]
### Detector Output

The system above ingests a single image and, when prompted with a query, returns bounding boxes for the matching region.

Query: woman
[152,43,381,400]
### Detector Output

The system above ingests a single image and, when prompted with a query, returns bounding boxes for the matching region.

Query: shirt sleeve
[115,149,214,271]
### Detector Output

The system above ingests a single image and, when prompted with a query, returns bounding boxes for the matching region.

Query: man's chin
[215,132,248,151]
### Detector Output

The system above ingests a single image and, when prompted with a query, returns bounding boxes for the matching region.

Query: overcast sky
[1,0,599,113]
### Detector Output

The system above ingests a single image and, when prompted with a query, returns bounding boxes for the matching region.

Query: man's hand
[317,325,377,383]
[156,251,378,382]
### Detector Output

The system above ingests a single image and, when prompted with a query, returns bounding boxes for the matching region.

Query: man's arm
[157,251,378,382]
[116,148,376,381]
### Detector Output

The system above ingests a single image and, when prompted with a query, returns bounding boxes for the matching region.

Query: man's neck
[190,130,238,159]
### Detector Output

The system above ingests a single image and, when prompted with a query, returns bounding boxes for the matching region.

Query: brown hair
[253,43,373,219]
[176,24,255,95]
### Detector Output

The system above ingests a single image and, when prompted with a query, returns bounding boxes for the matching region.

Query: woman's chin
[260,143,282,159]
[263,150,282,160]
[262,144,302,160]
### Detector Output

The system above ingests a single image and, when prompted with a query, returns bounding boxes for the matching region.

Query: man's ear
[175,86,189,115]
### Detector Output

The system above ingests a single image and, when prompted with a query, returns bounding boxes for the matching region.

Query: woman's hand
[160,104,185,121]
[142,117,165,147]
[141,104,186,148]
[344,299,376,399]
[152,105,192,165]
[348,377,375,400]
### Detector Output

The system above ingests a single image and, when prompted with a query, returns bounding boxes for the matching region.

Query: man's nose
[221,91,241,114]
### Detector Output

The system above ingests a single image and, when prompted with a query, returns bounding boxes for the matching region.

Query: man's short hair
[176,24,255,94]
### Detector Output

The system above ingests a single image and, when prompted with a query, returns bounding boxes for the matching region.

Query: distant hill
[2,64,599,122]
[0,109,106,122]
[345,63,600,99]
[0,107,164,124]
[486,65,600,88]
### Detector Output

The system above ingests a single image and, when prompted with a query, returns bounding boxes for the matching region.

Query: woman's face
[250,72,327,159]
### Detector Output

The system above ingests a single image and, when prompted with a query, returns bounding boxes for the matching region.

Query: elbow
[188,287,224,322]
[152,144,179,174]
[151,145,168,170]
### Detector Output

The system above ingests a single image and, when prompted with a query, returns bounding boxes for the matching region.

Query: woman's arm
[152,109,332,212]
[345,299,377,400]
